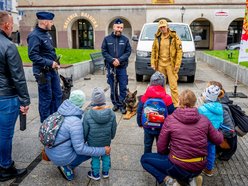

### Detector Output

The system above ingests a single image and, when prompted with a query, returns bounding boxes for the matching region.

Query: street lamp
[180,6,186,23]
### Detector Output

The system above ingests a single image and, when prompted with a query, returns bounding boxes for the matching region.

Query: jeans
[141,153,200,184]
[0,96,20,168]
[91,155,111,174]
[68,155,91,169]
[35,70,62,123]
[144,128,160,153]
[206,141,216,170]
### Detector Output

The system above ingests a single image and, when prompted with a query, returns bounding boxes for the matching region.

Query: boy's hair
[207,81,225,98]
[179,89,196,108]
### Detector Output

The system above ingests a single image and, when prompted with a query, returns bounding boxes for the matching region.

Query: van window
[140,24,157,41]
[169,24,192,41]
[140,24,192,41]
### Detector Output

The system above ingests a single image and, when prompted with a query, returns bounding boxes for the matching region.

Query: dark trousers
[217,135,237,161]
[144,128,160,153]
[141,153,200,184]
[107,67,128,108]
[35,70,62,123]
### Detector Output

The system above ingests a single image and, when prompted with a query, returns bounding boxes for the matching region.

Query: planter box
[23,60,93,81]
[197,51,248,86]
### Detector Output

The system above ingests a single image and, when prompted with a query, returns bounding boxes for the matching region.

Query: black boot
[0,162,27,182]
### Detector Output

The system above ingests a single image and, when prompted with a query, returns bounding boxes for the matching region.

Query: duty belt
[172,155,206,163]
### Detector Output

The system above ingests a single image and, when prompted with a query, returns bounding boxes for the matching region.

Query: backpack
[39,112,67,148]
[141,98,168,129]
[228,103,248,137]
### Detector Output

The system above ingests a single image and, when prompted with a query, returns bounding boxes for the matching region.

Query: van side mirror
[194,35,202,42]
[132,35,139,42]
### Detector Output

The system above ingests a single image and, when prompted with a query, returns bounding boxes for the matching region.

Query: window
[0,2,3,10]
[5,0,12,11]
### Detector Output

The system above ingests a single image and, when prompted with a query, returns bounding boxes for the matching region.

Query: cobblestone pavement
[1,53,248,186]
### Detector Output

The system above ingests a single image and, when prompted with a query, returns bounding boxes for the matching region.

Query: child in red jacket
[137,71,175,153]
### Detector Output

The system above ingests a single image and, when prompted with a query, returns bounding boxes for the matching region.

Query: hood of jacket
[57,99,83,117]
[141,86,167,102]
[202,102,223,116]
[173,107,201,124]
[88,108,113,124]
[155,28,177,39]
[220,94,233,104]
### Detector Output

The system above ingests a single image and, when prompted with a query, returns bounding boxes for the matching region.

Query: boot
[0,162,27,182]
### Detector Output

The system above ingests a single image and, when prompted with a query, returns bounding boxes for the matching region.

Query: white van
[133,22,196,83]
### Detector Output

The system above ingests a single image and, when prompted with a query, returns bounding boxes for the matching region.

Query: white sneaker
[190,176,203,186]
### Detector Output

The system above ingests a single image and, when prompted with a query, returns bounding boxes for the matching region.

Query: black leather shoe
[112,105,119,112]
[0,164,27,182]
[120,107,127,114]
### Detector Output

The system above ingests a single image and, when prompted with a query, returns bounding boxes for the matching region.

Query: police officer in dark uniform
[101,18,132,114]
[27,11,62,123]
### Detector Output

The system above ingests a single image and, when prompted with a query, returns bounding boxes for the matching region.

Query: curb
[196,51,248,86]
[24,60,93,81]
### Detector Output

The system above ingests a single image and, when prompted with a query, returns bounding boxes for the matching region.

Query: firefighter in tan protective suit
[151,19,182,107]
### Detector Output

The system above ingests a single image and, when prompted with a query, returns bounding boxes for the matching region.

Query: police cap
[114,18,123,24]
[36,11,55,20]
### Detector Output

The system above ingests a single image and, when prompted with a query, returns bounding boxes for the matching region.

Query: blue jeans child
[206,141,216,170]
[91,155,111,175]
[144,128,160,153]
[0,96,20,168]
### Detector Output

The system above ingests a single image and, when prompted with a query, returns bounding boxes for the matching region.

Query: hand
[113,59,120,67]
[20,106,29,114]
[52,61,60,69]
[105,146,111,155]
[174,66,179,73]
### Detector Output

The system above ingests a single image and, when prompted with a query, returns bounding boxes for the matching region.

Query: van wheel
[187,75,195,83]
[136,74,143,82]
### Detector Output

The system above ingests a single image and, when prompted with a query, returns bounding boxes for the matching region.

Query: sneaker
[87,171,100,181]
[202,168,216,177]
[189,175,203,186]
[57,166,74,181]
[0,162,27,182]
[112,105,119,112]
[120,107,127,114]
[102,171,109,179]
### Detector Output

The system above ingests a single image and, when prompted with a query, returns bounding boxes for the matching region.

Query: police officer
[101,18,132,114]
[27,11,62,123]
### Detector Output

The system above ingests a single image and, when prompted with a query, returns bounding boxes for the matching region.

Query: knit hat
[91,87,106,106]
[150,71,165,87]
[69,90,86,108]
[202,85,221,102]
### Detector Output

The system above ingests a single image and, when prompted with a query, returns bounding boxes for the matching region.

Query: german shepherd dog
[60,74,73,101]
[123,89,138,119]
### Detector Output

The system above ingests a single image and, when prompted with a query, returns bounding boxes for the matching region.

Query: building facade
[17,0,245,50]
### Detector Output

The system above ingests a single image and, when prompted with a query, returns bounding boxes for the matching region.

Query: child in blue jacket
[198,84,223,176]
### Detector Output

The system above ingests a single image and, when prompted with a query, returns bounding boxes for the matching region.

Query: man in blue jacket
[27,11,62,123]
[101,18,132,114]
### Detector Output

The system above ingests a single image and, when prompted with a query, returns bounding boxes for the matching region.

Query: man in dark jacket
[101,18,132,114]
[0,11,30,181]
[27,11,62,123]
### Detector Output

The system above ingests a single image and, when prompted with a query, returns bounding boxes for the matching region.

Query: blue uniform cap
[114,18,123,24]
[36,11,55,20]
